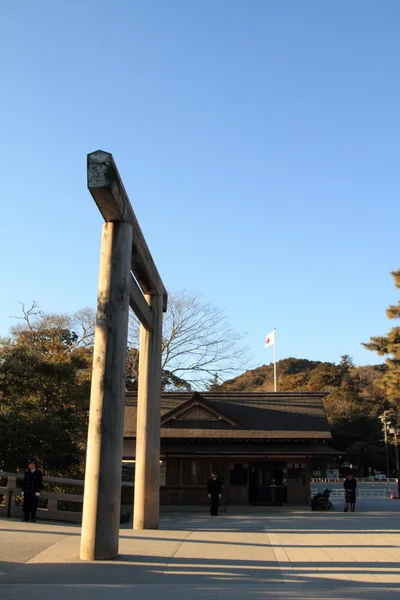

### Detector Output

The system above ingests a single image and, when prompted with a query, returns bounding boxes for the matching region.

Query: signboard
[326,469,339,479]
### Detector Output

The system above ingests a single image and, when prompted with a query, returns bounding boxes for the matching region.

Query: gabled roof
[124,391,332,440]
[160,392,245,429]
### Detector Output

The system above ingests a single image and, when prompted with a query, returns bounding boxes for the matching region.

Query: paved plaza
[1,498,400,599]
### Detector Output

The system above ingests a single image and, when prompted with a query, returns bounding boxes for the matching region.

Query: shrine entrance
[249,461,288,505]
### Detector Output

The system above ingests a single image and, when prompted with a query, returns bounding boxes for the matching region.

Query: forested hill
[217,357,384,395]
[215,357,389,474]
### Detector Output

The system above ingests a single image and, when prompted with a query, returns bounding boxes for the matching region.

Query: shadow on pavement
[2,507,400,599]
[1,555,400,599]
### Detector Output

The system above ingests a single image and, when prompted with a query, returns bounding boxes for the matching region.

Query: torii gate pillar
[133,293,163,529]
[80,151,167,561]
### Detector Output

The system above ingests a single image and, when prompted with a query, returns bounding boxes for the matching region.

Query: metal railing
[311,477,398,483]
[311,487,393,498]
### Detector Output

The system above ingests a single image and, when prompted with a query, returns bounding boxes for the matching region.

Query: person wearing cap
[22,459,43,522]
[207,471,222,516]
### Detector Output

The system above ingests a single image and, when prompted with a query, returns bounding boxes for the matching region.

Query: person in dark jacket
[22,459,43,522]
[207,471,222,516]
[343,474,357,512]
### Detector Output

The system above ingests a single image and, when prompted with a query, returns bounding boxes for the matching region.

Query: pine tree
[363,269,400,404]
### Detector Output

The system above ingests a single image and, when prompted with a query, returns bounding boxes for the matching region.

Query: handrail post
[6,476,17,518]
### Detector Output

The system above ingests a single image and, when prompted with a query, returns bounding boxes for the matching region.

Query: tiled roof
[124,391,332,440]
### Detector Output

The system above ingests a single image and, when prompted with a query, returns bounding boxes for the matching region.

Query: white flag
[265,330,275,348]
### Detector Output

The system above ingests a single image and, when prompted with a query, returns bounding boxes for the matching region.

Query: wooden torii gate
[80,151,167,561]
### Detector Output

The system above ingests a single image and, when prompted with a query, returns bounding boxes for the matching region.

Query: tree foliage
[363,269,400,404]
[0,304,92,474]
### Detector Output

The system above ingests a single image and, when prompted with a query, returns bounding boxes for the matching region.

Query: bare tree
[10,303,96,352]
[129,290,250,390]
[10,292,249,390]
[12,301,42,331]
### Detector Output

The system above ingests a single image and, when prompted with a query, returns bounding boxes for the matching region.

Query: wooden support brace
[129,274,153,332]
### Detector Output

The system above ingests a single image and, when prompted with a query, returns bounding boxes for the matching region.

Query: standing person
[344,473,357,512]
[22,459,43,522]
[249,467,258,503]
[207,471,222,516]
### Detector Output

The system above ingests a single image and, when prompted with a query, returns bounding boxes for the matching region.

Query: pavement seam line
[162,530,194,576]
[25,535,68,564]
[268,532,296,584]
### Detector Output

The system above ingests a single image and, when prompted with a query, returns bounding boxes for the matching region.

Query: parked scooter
[311,488,334,511]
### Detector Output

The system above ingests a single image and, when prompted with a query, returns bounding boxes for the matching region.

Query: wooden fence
[0,472,134,523]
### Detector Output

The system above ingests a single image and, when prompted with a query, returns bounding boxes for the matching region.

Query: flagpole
[273,328,277,392]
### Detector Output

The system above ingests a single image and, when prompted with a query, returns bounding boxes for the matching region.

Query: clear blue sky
[1,1,399,371]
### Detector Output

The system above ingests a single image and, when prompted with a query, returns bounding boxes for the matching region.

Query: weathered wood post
[134,293,163,529]
[80,151,167,560]
[80,222,132,560]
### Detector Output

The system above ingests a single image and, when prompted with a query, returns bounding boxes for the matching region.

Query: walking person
[22,459,43,522]
[344,473,357,512]
[207,471,222,516]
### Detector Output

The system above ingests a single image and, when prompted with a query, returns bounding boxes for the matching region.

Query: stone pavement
[1,498,400,599]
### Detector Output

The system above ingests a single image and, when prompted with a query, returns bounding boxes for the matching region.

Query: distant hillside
[218,358,325,392]
[216,357,389,475]
[218,357,384,396]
